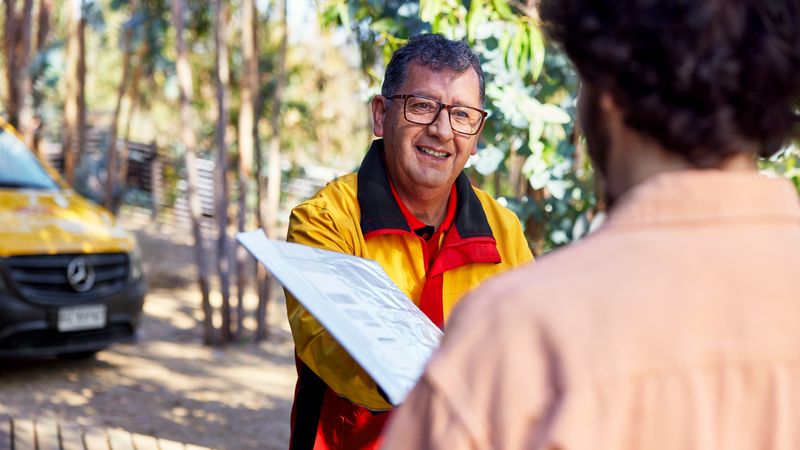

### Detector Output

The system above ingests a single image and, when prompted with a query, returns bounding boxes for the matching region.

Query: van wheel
[57,351,99,360]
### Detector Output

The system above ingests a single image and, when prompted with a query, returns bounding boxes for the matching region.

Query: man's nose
[427,107,455,140]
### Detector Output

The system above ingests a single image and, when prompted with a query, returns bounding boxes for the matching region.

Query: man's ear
[371,95,387,137]
[599,90,619,116]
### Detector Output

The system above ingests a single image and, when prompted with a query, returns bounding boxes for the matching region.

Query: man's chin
[408,173,453,193]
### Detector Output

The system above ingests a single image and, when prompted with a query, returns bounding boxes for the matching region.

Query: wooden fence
[43,129,217,229]
[42,128,335,232]
[0,416,214,450]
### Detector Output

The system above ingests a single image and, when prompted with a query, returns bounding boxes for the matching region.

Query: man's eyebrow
[408,91,481,108]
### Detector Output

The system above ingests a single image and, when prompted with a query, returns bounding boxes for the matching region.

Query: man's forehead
[401,62,481,105]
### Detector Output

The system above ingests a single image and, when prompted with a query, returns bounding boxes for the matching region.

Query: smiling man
[284,34,533,450]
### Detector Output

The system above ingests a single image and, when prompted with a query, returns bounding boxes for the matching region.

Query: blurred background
[1,1,798,448]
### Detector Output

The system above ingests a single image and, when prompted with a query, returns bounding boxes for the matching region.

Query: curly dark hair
[541,0,800,167]
[381,33,485,105]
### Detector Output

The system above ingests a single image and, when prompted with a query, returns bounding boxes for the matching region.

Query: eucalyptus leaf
[546,179,567,200]
[491,0,516,20]
[371,17,397,33]
[337,2,351,29]
[471,145,506,176]
[529,121,544,145]
[539,104,571,124]
[523,153,549,190]
[550,230,569,245]
[529,27,545,81]
[420,0,441,24]
[508,29,524,72]
[466,0,485,41]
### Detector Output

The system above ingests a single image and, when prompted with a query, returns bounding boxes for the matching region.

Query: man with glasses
[285,33,533,450]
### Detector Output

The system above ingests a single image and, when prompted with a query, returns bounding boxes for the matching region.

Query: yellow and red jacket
[286,139,533,450]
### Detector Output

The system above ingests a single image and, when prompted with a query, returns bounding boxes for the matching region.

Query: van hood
[0,189,134,257]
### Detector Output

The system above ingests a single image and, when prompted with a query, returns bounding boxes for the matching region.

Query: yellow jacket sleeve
[285,200,393,411]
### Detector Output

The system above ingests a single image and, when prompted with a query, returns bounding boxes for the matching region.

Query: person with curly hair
[382,1,800,448]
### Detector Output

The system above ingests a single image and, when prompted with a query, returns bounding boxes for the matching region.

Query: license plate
[58,305,107,332]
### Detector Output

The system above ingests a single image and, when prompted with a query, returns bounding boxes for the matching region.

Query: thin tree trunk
[214,0,233,343]
[4,0,19,127]
[235,0,257,339]
[254,5,274,341]
[265,0,287,239]
[254,119,271,341]
[16,0,35,148]
[254,99,271,340]
[509,144,528,200]
[63,0,86,183]
[76,5,86,179]
[525,185,546,258]
[32,0,52,157]
[36,0,50,52]
[172,0,215,345]
[119,48,144,188]
[105,0,137,212]
[3,0,33,136]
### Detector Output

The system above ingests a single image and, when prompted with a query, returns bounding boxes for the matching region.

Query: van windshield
[0,128,59,190]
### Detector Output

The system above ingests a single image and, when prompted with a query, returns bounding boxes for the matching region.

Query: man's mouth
[416,146,450,159]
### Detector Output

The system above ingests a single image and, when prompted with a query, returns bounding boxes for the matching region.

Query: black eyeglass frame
[388,94,488,136]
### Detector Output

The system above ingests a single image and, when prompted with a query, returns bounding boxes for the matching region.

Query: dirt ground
[0,217,296,450]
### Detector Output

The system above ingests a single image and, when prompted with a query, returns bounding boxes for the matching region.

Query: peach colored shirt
[382,170,800,450]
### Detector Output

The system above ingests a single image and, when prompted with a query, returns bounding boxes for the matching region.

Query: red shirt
[388,180,457,327]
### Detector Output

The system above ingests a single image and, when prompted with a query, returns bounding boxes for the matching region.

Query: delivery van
[0,118,146,359]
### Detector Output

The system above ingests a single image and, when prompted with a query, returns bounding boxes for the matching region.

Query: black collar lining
[357,139,495,240]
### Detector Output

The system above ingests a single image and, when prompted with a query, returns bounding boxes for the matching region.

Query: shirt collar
[388,177,458,239]
[606,170,800,229]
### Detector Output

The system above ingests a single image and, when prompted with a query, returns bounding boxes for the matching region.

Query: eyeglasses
[388,94,487,136]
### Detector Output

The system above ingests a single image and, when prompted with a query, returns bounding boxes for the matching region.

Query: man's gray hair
[381,33,485,105]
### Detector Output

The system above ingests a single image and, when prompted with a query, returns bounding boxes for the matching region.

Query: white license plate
[58,305,107,332]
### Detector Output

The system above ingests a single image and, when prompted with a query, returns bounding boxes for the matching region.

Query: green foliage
[760,144,800,192]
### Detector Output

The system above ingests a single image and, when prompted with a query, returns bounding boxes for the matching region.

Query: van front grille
[4,253,129,304]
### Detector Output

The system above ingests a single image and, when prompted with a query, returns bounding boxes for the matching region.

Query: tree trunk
[172,0,215,345]
[265,0,287,240]
[36,0,50,52]
[235,0,258,339]
[63,0,86,183]
[76,7,86,180]
[509,145,528,200]
[525,185,546,258]
[32,0,53,157]
[4,0,19,126]
[16,0,35,148]
[254,5,274,340]
[214,0,233,343]
[104,0,137,213]
[119,47,145,190]
[3,0,33,138]
[254,107,271,341]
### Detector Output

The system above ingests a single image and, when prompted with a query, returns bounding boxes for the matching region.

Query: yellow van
[0,118,146,359]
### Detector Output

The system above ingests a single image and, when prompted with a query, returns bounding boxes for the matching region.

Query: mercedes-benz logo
[67,256,95,293]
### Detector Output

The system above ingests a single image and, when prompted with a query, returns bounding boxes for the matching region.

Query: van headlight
[130,243,144,280]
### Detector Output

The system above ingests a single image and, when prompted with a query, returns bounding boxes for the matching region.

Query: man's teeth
[417,146,448,158]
